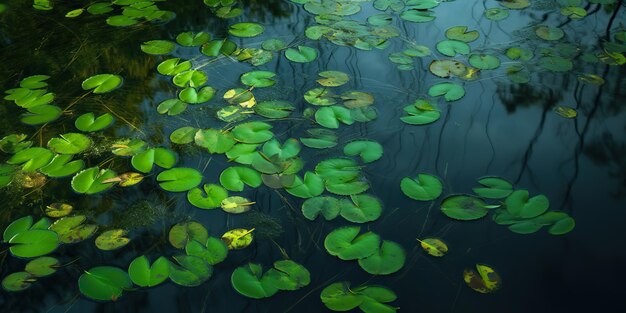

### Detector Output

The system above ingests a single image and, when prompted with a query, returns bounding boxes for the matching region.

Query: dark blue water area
[1,0,626,313]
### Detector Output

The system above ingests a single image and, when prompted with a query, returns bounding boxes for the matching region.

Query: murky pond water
[1,0,625,312]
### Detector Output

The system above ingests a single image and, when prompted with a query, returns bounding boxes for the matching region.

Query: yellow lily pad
[463,264,502,293]
[95,229,131,251]
[221,228,254,250]
[417,238,448,257]
[45,203,73,218]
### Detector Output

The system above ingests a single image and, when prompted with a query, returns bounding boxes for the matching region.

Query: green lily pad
[401,101,441,125]
[315,106,354,129]
[176,31,211,47]
[140,40,176,55]
[262,39,286,51]
[47,133,92,155]
[285,46,318,63]
[2,272,37,292]
[428,83,465,101]
[128,256,171,287]
[7,147,53,172]
[185,237,228,265]
[25,256,60,277]
[169,255,213,287]
[548,217,575,235]
[78,266,133,301]
[173,70,208,88]
[440,195,490,220]
[304,88,337,106]
[219,166,262,191]
[317,70,350,87]
[358,240,405,275]
[111,138,147,156]
[188,184,228,209]
[240,70,276,88]
[106,15,138,27]
[49,215,98,244]
[75,113,114,132]
[8,229,59,258]
[324,226,381,260]
[400,174,442,201]
[343,140,383,163]
[95,229,130,251]
[178,87,216,104]
[3,216,33,242]
[505,190,549,218]
[468,54,501,70]
[339,194,383,223]
[301,128,338,149]
[157,98,187,116]
[301,196,341,221]
[286,172,324,198]
[232,121,274,144]
[229,22,264,37]
[170,126,198,144]
[194,129,236,154]
[81,74,123,94]
[131,147,177,173]
[539,56,573,72]
[0,134,32,153]
[157,58,192,76]
[254,100,295,118]
[436,40,470,57]
[263,138,301,160]
[472,177,513,199]
[321,282,364,311]
[485,7,509,20]
[535,25,564,41]
[445,26,479,42]
[168,221,209,249]
[264,260,311,291]
[201,39,237,56]
[400,9,435,23]
[71,167,117,194]
[231,263,278,299]
[157,168,203,192]
[0,165,14,188]
[20,104,62,125]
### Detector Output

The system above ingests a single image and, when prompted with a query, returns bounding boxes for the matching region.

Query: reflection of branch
[606,0,623,40]
[514,105,549,184]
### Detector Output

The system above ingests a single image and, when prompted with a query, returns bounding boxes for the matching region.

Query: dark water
[1,0,626,312]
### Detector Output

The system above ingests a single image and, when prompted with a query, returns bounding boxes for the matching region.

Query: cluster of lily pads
[64,0,175,27]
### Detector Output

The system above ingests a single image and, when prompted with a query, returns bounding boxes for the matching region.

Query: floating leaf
[8,230,59,258]
[221,196,255,214]
[178,87,216,104]
[128,256,171,287]
[358,240,405,275]
[301,128,338,149]
[25,256,59,277]
[95,229,130,251]
[188,184,228,210]
[230,263,278,299]
[79,266,132,301]
[320,282,364,311]
[315,106,354,129]
[71,167,117,194]
[343,140,383,163]
[436,40,470,57]
[47,133,92,155]
[81,74,123,94]
[317,71,349,87]
[324,226,380,260]
[505,190,549,219]
[75,113,114,132]
[232,121,274,144]
[2,272,36,292]
[400,9,435,23]
[401,101,441,125]
[101,172,144,187]
[445,26,479,42]
[472,177,513,199]
[535,25,564,41]
[176,31,211,47]
[464,264,502,294]
[201,39,237,56]
[468,54,501,70]
[240,70,276,88]
[577,73,605,86]
[285,46,318,63]
[254,100,294,118]
[286,172,324,198]
[185,237,228,265]
[141,40,176,55]
[49,215,97,244]
[417,238,448,257]
[106,15,138,27]
[548,217,575,235]
[554,106,577,118]
[400,174,442,201]
[111,138,147,156]
[20,104,62,125]
[339,194,383,223]
[229,22,264,37]
[44,203,73,218]
[301,196,341,221]
[429,59,467,78]
[194,129,236,154]
[0,165,14,188]
[170,126,198,144]
[264,260,311,291]
[219,166,262,191]
[262,39,286,51]
[428,83,465,101]
[440,195,490,220]
[157,168,203,192]
[157,58,192,76]
[7,147,53,172]
[169,255,213,287]
[169,221,208,249]
[485,7,509,20]
[221,228,254,250]
[0,134,32,153]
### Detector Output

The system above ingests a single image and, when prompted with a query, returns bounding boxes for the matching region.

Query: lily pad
[188,184,228,209]
[285,46,318,63]
[128,255,171,287]
[428,83,465,101]
[219,166,262,191]
[232,121,274,144]
[49,215,98,244]
[229,22,264,37]
[339,194,383,223]
[81,74,123,94]
[436,40,470,57]
[194,129,236,154]
[320,282,364,311]
[445,26,479,42]
[169,221,209,249]
[176,31,211,47]
[301,196,341,221]
[472,177,513,199]
[95,229,130,251]
[9,229,59,258]
[2,272,36,292]
[157,168,203,192]
[47,133,92,155]
[185,237,228,265]
[324,226,381,260]
[440,195,490,220]
[505,190,549,218]
[140,40,176,55]
[417,238,448,257]
[221,228,254,250]
[75,113,114,132]
[71,167,117,194]
[317,71,349,87]
[7,147,54,172]
[358,240,405,275]
[169,255,213,287]
[286,172,325,198]
[400,174,442,201]
[221,196,255,214]
[131,148,177,173]
[343,140,383,163]
[264,260,311,291]
[463,264,501,294]
[231,263,278,299]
